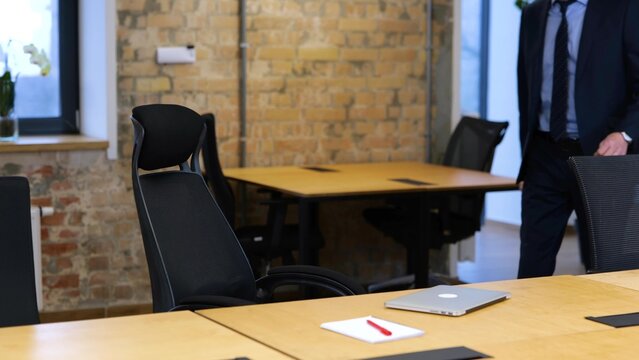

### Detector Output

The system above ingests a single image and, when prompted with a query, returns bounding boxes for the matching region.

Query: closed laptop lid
[384,285,511,316]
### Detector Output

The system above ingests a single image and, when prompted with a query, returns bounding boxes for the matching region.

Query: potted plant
[0,43,50,142]
[0,70,15,140]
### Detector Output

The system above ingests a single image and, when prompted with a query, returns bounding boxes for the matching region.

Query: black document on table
[390,178,433,186]
[301,166,338,172]
[363,346,491,360]
[586,311,639,328]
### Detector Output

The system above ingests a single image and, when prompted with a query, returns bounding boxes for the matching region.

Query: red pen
[367,318,392,336]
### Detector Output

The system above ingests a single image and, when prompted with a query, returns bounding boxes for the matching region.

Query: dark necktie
[549,0,576,141]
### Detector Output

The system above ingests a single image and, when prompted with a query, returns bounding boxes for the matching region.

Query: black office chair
[363,116,508,291]
[569,155,639,273]
[131,104,365,312]
[200,113,323,276]
[0,176,40,327]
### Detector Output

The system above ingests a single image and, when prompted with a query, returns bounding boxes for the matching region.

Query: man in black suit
[517,0,639,277]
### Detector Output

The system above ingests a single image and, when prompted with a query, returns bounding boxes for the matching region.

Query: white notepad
[320,316,424,343]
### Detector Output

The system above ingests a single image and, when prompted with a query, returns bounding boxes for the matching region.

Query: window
[461,0,489,119]
[0,0,79,134]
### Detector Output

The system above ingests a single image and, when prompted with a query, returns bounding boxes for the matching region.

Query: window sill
[0,135,109,154]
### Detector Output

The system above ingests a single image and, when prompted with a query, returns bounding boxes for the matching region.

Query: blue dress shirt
[539,0,588,139]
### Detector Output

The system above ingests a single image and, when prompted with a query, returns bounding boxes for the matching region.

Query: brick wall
[0,152,148,311]
[0,0,453,311]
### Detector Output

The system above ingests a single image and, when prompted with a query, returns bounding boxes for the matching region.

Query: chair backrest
[443,116,508,171]
[443,116,509,221]
[0,176,39,327]
[131,104,257,312]
[569,155,639,272]
[200,113,237,227]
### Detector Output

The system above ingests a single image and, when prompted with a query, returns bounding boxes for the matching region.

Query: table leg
[414,193,431,288]
[298,199,319,265]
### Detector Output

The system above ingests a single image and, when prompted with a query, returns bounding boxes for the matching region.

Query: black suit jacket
[517,0,639,181]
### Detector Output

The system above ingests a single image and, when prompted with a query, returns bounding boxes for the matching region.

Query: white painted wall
[79,0,118,160]
[484,2,522,225]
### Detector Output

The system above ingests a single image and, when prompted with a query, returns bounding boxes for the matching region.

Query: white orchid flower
[23,44,50,76]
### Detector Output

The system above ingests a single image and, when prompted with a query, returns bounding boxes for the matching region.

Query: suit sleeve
[618,0,639,147]
[517,6,529,154]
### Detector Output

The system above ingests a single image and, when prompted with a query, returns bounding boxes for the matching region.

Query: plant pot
[0,112,18,142]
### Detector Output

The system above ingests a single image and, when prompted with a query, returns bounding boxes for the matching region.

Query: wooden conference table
[0,311,290,359]
[224,161,517,287]
[198,275,639,360]
[581,269,639,292]
[4,273,639,359]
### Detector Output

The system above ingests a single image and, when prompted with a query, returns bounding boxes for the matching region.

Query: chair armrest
[170,295,255,311]
[367,274,415,293]
[255,265,366,301]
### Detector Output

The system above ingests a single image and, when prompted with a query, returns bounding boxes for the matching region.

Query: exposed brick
[56,258,73,271]
[272,61,293,74]
[89,272,114,287]
[305,108,347,122]
[114,285,134,300]
[349,107,387,121]
[325,2,341,17]
[42,212,65,226]
[31,197,53,207]
[342,49,378,61]
[67,212,85,226]
[88,256,110,271]
[42,242,78,256]
[50,180,72,191]
[58,229,79,239]
[298,47,339,61]
[364,135,397,149]
[118,0,146,11]
[347,33,366,47]
[380,49,417,62]
[355,93,376,106]
[264,108,300,122]
[334,93,354,106]
[326,31,346,46]
[367,77,406,89]
[44,274,79,289]
[379,19,419,33]
[338,19,377,32]
[403,34,423,46]
[320,138,352,150]
[273,139,317,153]
[58,196,80,206]
[30,165,54,177]
[253,16,291,30]
[90,286,109,300]
[258,47,295,60]
[147,14,184,28]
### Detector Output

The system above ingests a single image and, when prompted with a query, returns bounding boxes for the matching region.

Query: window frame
[19,0,79,135]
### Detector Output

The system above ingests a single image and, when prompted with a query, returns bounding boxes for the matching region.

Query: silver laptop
[384,285,511,316]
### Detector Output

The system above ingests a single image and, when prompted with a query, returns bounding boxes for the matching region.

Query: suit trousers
[518,131,587,278]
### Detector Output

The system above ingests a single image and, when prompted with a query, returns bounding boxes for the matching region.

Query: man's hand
[594,132,629,156]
